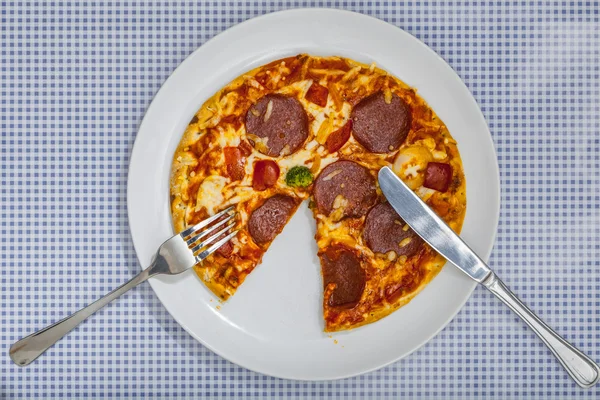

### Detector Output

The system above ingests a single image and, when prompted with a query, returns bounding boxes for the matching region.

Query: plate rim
[126,8,500,380]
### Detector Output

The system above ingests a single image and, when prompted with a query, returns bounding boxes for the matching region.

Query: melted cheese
[276,147,314,171]
[195,175,228,215]
[393,145,433,190]
[416,186,436,202]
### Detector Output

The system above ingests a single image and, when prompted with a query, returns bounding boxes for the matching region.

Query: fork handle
[483,273,600,388]
[9,266,155,367]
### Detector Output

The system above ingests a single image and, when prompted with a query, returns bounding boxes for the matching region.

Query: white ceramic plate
[127,9,500,380]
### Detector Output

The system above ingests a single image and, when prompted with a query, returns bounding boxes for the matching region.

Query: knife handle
[483,273,600,388]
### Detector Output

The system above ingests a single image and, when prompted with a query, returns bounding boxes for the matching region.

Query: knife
[378,166,600,388]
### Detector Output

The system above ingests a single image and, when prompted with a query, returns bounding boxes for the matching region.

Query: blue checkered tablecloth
[2,1,600,398]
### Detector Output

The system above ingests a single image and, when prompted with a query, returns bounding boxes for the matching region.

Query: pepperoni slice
[313,160,377,218]
[350,91,412,153]
[305,81,329,107]
[248,195,298,245]
[216,240,233,258]
[245,94,309,157]
[223,147,246,181]
[326,120,352,153]
[252,160,280,191]
[423,162,453,192]
[320,245,365,308]
[363,202,423,258]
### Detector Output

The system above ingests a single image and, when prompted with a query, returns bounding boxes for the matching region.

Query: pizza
[170,54,466,332]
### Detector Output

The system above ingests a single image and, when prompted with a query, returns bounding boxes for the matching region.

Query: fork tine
[195,230,239,263]
[180,206,235,238]
[185,213,234,246]
[189,222,236,255]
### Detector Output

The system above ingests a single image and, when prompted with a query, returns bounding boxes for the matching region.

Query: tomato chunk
[223,147,246,181]
[423,162,453,192]
[238,140,253,156]
[326,120,352,153]
[252,160,280,191]
[305,81,329,107]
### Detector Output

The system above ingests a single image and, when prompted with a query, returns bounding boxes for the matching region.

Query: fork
[9,206,238,367]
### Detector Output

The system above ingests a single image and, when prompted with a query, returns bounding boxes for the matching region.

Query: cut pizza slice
[170,54,466,331]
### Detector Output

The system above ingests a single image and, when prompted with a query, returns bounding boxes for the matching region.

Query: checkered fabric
[2,1,600,398]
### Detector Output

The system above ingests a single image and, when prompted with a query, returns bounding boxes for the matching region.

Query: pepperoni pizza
[170,55,466,332]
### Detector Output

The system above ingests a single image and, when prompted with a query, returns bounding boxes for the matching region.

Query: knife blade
[377,165,600,388]
[378,166,491,283]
